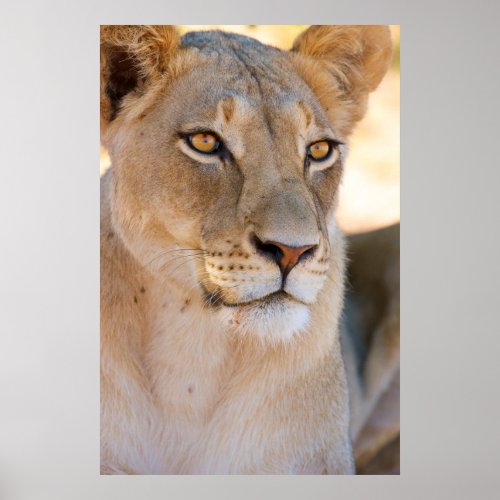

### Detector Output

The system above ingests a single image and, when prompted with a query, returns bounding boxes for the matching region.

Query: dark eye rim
[306,139,343,163]
[182,130,222,155]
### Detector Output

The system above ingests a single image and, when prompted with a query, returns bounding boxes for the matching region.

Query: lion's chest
[145,299,237,471]
[136,297,332,474]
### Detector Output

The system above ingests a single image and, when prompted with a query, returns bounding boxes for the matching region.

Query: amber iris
[307,141,331,161]
[189,133,220,154]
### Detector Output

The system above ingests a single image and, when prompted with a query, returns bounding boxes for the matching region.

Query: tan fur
[100,25,392,474]
[291,25,392,137]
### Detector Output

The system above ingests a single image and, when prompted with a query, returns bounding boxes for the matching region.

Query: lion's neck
[142,257,341,393]
[102,174,342,415]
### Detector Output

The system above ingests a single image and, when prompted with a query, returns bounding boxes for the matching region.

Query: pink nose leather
[266,241,315,276]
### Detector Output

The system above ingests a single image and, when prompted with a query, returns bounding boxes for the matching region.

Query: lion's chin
[218,292,311,345]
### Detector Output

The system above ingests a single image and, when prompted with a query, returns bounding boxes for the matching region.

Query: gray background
[1,0,499,498]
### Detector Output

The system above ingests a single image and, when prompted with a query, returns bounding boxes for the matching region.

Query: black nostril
[298,245,316,263]
[251,234,284,265]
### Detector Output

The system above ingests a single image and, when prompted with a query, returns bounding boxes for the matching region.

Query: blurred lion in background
[343,223,400,474]
[100,24,399,474]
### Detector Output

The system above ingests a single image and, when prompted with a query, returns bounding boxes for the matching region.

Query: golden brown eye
[307,140,331,161]
[188,133,220,154]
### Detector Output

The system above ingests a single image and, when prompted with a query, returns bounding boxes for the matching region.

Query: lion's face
[101,27,392,342]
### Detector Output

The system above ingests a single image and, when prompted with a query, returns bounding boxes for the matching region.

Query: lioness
[100,25,394,474]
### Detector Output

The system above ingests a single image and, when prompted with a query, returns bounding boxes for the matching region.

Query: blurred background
[100,25,400,235]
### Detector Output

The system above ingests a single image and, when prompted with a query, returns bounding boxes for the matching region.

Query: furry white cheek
[217,300,311,345]
[285,272,327,304]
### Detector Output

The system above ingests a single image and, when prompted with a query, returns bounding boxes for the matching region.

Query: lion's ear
[291,25,392,137]
[100,25,179,128]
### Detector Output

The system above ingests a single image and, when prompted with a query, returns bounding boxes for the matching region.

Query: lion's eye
[307,140,332,161]
[188,133,220,154]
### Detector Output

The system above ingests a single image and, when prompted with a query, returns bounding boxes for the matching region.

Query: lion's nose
[252,234,317,279]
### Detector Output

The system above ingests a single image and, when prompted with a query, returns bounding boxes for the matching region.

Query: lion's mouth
[200,285,303,309]
[223,290,297,308]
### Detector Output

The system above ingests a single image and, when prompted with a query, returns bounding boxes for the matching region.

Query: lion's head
[100,25,392,343]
